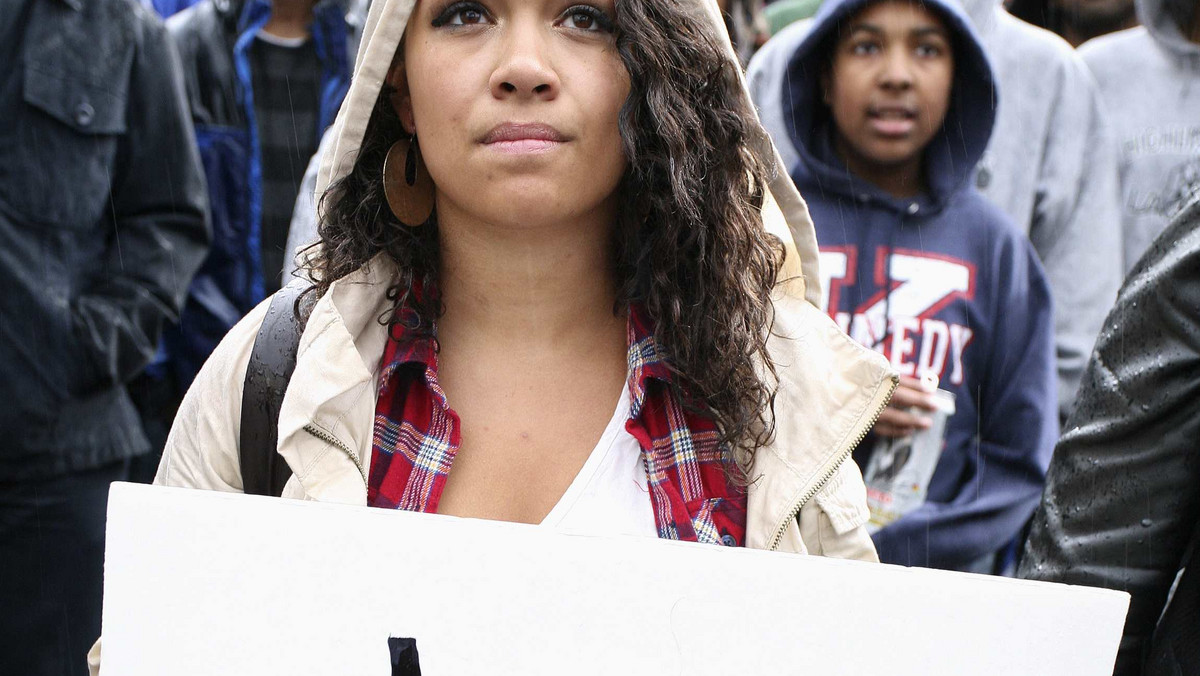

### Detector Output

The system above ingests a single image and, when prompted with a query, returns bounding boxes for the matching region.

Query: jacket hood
[953,0,1003,33]
[1136,0,1200,57]
[783,0,997,207]
[312,0,827,305]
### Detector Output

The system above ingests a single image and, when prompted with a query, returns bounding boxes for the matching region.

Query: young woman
[152,0,895,557]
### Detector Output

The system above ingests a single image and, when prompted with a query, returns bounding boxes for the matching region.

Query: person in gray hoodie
[748,0,1123,422]
[1080,0,1200,273]
[1008,0,1140,47]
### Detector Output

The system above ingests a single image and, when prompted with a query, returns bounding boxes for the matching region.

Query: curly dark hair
[303,0,784,479]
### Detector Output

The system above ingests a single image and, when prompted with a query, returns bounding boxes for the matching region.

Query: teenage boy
[750,0,1124,424]
[759,0,1058,571]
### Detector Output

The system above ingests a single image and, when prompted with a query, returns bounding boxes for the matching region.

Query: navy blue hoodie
[779,0,1058,571]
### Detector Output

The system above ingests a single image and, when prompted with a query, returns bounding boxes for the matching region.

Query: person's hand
[875,375,938,438]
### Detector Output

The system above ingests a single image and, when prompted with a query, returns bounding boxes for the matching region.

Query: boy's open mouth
[867,105,918,137]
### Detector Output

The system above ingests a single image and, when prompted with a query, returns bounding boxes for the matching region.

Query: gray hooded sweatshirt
[1080,0,1200,273]
[747,0,1124,421]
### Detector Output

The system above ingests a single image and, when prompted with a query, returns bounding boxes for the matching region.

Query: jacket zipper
[767,375,897,551]
[302,423,368,485]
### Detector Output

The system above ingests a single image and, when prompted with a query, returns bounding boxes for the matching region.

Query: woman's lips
[481,123,568,154]
[487,138,564,154]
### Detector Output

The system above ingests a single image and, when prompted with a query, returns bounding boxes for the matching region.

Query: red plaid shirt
[367,303,746,547]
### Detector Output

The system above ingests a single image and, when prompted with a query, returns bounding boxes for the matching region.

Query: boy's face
[825,0,954,173]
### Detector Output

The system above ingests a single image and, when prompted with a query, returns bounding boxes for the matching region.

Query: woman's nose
[489,25,560,100]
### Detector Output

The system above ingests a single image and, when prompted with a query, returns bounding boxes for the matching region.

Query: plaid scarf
[367,303,746,547]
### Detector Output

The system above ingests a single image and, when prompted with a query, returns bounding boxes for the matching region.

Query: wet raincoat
[0,0,209,480]
[88,0,899,669]
[1021,195,1200,676]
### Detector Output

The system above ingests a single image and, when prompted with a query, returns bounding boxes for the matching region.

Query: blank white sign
[101,482,1128,675]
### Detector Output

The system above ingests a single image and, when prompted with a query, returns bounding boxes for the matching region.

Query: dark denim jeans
[0,461,128,676]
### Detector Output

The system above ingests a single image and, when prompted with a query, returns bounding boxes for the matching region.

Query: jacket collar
[275,257,394,505]
[377,290,677,425]
[747,291,895,548]
[274,255,896,549]
[625,304,677,420]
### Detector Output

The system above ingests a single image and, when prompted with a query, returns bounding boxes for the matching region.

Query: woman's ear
[386,58,416,135]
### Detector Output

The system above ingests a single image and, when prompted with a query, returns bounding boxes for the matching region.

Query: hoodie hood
[312,0,827,305]
[1136,0,1200,57]
[953,0,1003,35]
[783,0,997,208]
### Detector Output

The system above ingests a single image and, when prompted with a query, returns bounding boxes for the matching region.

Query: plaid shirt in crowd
[367,301,747,547]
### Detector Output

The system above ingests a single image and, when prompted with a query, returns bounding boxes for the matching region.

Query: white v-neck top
[539,383,658,538]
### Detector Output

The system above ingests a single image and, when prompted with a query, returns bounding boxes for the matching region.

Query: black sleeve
[1019,196,1200,675]
[70,12,210,392]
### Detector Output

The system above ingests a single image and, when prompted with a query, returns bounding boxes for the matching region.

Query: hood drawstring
[873,217,899,355]
[843,197,898,354]
[844,199,904,355]
[879,223,896,353]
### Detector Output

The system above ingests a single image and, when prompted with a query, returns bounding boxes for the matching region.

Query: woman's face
[395,0,631,230]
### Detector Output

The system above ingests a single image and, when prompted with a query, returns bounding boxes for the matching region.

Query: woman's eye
[455,9,485,24]
[851,42,880,56]
[564,11,595,29]
[432,1,491,27]
[558,5,614,32]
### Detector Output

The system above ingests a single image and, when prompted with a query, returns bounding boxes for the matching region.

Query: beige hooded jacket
[89,0,896,671]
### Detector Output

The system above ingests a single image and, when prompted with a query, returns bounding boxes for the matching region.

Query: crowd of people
[1,0,1198,673]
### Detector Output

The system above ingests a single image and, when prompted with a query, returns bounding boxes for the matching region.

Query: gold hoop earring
[383,134,435,227]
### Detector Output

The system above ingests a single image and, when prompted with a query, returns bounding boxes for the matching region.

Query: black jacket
[0,0,210,480]
[1019,195,1200,676]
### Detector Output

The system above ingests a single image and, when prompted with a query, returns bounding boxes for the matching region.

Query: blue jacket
[776,0,1059,570]
[163,0,350,388]
[146,0,198,18]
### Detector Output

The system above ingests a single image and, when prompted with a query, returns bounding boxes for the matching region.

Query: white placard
[100,482,1128,675]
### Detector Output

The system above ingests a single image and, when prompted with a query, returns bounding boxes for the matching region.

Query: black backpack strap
[239,279,311,497]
